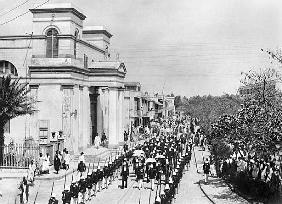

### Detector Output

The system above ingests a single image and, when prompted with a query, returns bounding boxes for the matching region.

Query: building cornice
[29,65,126,78]
[82,29,113,38]
[30,8,86,20]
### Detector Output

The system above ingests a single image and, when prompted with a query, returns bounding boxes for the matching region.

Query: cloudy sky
[1,0,282,97]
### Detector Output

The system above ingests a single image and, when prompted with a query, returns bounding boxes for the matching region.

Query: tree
[174,95,182,108]
[0,75,36,165]
[211,68,282,163]
[183,94,241,134]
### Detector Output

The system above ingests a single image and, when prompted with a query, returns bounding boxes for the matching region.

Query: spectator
[64,150,70,170]
[101,132,107,146]
[203,158,210,183]
[54,151,61,174]
[95,134,101,149]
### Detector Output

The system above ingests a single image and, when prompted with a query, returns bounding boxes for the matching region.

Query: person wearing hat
[62,186,71,204]
[54,151,61,174]
[121,159,129,189]
[108,161,114,185]
[78,175,86,204]
[70,178,79,204]
[160,189,166,204]
[85,173,93,201]
[48,193,58,204]
[97,166,103,192]
[136,162,144,190]
[91,168,98,196]
[148,163,157,190]
[203,158,210,183]
[103,163,109,189]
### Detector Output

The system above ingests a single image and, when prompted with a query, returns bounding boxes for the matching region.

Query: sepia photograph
[0,0,282,203]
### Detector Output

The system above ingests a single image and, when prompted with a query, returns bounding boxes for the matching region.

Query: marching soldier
[48,193,59,204]
[70,179,79,204]
[86,173,93,201]
[103,163,109,189]
[121,158,129,189]
[97,166,103,192]
[109,161,114,184]
[148,163,157,190]
[62,187,72,204]
[136,162,144,189]
[160,189,166,204]
[78,176,86,204]
[91,168,98,196]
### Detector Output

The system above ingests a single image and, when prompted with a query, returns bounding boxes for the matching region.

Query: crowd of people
[46,114,196,204]
[219,151,282,198]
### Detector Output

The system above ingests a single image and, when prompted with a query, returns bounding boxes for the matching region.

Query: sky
[0,0,282,97]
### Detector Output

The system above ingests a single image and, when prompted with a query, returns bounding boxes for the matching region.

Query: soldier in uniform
[108,161,114,185]
[70,179,79,204]
[96,166,103,192]
[160,189,166,204]
[48,193,59,204]
[136,162,144,189]
[86,173,93,201]
[78,176,86,204]
[103,163,109,189]
[62,186,71,204]
[91,168,98,196]
[77,161,86,174]
[121,159,129,189]
[148,163,157,190]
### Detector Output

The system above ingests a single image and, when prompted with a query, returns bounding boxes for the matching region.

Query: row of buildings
[0,3,175,156]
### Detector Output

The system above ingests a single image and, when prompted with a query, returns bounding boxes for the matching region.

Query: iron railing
[0,144,40,168]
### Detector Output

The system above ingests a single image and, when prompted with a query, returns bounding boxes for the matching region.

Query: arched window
[46,28,59,58]
[74,29,79,59]
[0,60,18,76]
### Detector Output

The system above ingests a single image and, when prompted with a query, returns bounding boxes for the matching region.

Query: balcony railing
[31,57,84,68]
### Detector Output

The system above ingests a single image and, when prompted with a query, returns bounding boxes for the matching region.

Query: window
[74,29,79,59]
[46,28,59,58]
[39,120,49,139]
[0,61,18,76]
[84,54,88,68]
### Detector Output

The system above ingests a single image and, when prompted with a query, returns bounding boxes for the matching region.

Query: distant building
[0,3,126,155]
[123,82,142,133]
[123,82,175,133]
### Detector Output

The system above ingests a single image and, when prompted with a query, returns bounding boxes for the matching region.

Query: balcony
[31,57,83,68]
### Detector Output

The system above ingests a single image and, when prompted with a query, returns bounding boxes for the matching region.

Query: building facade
[0,3,126,155]
[123,82,175,135]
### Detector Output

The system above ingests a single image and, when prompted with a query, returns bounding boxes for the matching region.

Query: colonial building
[0,3,126,155]
[123,82,175,135]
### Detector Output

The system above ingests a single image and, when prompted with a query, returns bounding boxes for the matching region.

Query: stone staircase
[72,146,123,163]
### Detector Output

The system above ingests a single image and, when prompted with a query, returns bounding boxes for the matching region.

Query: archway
[0,60,18,76]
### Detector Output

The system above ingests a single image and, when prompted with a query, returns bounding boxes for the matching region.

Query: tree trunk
[0,126,4,166]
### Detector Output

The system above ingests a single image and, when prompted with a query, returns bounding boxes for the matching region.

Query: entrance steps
[72,146,123,163]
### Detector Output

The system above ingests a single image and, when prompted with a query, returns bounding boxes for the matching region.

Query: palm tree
[0,75,36,165]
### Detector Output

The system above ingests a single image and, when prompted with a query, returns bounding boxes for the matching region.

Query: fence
[0,144,40,168]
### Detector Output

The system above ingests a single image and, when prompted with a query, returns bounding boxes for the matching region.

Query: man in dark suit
[121,159,129,188]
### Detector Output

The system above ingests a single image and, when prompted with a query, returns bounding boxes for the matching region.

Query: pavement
[192,146,249,204]
[0,143,250,204]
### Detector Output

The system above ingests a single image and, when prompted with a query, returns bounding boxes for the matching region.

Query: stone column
[72,85,79,154]
[108,87,119,147]
[83,86,91,148]
[62,86,74,154]
[118,88,124,144]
